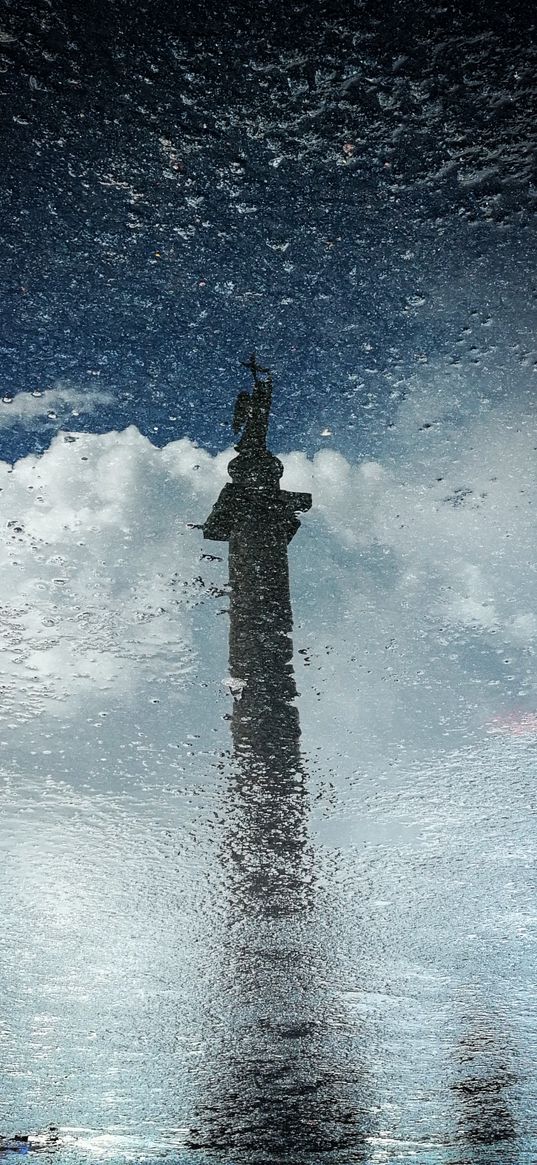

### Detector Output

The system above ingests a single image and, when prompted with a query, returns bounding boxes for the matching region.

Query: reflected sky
[1,1,537,1162]
[1,1,536,460]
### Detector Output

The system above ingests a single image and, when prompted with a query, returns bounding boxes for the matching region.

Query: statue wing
[232,391,252,434]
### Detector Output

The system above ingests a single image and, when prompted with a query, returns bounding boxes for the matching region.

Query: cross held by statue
[241,353,271,381]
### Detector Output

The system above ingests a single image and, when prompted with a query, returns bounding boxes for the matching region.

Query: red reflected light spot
[487,711,537,736]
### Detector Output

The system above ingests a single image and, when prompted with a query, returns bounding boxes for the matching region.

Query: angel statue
[232,353,273,456]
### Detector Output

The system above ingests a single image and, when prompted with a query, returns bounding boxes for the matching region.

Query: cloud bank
[281,396,537,762]
[1,394,536,773]
[0,383,114,428]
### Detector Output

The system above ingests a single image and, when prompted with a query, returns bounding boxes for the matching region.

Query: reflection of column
[451,1013,517,1159]
[203,428,313,914]
[226,453,305,760]
[189,372,367,1159]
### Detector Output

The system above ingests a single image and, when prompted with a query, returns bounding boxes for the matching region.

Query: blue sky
[1,0,536,463]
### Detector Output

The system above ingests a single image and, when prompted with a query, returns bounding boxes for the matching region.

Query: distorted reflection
[2,0,537,1155]
[1,354,534,1163]
[452,1010,517,1160]
[188,361,367,1159]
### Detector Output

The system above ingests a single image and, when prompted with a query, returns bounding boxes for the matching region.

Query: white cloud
[282,399,537,647]
[0,382,114,428]
[0,427,229,727]
[281,395,537,760]
[1,394,536,769]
